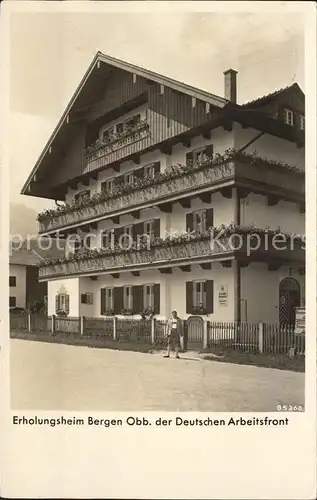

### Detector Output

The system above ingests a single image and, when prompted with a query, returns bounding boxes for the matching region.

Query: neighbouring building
[9,247,47,311]
[21,52,305,325]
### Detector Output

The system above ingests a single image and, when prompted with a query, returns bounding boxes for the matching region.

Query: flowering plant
[37,149,303,224]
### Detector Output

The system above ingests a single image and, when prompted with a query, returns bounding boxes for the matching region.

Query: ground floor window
[55,293,70,315]
[9,296,16,308]
[143,284,155,310]
[81,292,93,305]
[186,280,214,314]
[123,286,133,311]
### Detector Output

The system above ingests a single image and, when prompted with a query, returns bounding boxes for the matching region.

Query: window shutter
[206,208,214,230]
[205,144,214,160]
[100,288,106,315]
[55,294,60,313]
[154,162,161,174]
[65,295,70,315]
[153,219,160,238]
[186,151,193,165]
[206,280,214,314]
[186,212,193,232]
[133,285,143,313]
[114,287,124,314]
[154,284,160,314]
[186,282,193,314]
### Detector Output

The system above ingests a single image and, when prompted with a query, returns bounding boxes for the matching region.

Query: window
[103,129,111,142]
[284,109,294,126]
[55,293,69,315]
[9,296,16,308]
[193,210,206,233]
[75,190,90,203]
[144,220,154,237]
[116,122,124,134]
[143,284,154,310]
[124,172,134,186]
[105,287,114,311]
[123,225,133,238]
[126,114,141,129]
[101,229,114,250]
[101,179,114,194]
[193,148,208,164]
[144,163,155,178]
[81,293,93,305]
[9,276,16,287]
[193,281,207,309]
[123,286,133,310]
[300,114,305,131]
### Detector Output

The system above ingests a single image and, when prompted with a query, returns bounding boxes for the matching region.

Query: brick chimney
[224,69,238,103]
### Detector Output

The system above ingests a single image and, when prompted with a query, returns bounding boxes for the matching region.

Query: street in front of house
[10,339,304,412]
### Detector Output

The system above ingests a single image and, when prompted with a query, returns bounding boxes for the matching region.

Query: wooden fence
[10,313,305,356]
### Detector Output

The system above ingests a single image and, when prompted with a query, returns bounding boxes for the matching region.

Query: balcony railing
[38,228,305,280]
[38,151,305,234]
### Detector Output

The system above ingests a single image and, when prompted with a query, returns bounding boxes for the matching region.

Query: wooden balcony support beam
[159,144,173,155]
[220,260,232,268]
[158,268,172,274]
[199,262,211,270]
[131,271,140,277]
[179,198,191,209]
[181,138,191,148]
[112,164,120,173]
[179,265,191,272]
[220,187,232,199]
[111,273,120,279]
[90,222,98,231]
[198,192,211,204]
[132,210,141,220]
[90,276,98,281]
[159,202,173,213]
[131,154,141,165]
[267,195,279,206]
[110,216,120,224]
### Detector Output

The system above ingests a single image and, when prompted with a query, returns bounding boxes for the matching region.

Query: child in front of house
[164,310,184,359]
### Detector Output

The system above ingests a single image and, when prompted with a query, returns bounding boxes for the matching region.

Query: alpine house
[21,52,305,325]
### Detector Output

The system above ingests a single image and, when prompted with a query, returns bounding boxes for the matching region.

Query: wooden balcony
[38,230,305,280]
[38,154,305,234]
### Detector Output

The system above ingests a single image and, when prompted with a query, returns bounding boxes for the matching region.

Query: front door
[279,278,300,325]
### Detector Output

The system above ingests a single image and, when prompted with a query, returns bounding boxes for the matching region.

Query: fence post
[80,316,85,336]
[258,322,264,354]
[203,320,208,349]
[28,313,31,332]
[151,318,155,345]
[51,314,56,335]
[113,316,117,341]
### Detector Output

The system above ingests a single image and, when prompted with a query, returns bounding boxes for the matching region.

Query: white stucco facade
[9,264,27,309]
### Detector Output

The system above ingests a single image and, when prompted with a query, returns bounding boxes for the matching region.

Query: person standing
[164,310,183,358]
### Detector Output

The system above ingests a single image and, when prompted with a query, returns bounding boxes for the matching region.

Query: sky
[9,7,305,217]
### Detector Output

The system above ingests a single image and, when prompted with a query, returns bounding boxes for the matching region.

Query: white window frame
[101,179,114,193]
[193,209,206,233]
[144,163,155,178]
[193,281,207,309]
[105,287,114,311]
[300,114,305,130]
[101,229,114,249]
[123,286,133,310]
[124,171,134,186]
[143,284,155,310]
[284,109,294,126]
[75,190,90,203]
[144,219,154,237]
[58,293,68,311]
[193,147,208,164]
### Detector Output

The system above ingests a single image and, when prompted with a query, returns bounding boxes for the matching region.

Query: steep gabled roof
[241,83,304,108]
[20,51,228,195]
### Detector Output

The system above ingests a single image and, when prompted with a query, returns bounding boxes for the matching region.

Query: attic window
[284,109,294,126]
[300,114,305,131]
